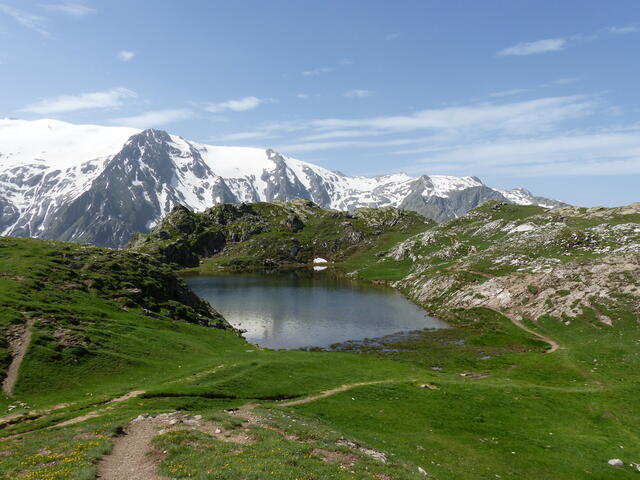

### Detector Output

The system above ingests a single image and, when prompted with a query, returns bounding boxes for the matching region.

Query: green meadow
[1,201,639,479]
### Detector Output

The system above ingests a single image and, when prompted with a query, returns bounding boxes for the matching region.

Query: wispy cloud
[228,94,596,162]
[301,67,331,77]
[305,95,594,135]
[221,95,597,150]
[487,77,581,99]
[385,33,401,41]
[204,96,263,113]
[296,93,310,100]
[498,38,566,56]
[488,88,529,98]
[111,109,193,128]
[0,4,49,36]
[117,50,135,62]
[607,25,639,34]
[297,130,380,142]
[499,25,638,58]
[344,89,374,98]
[216,93,639,178]
[542,77,581,87]
[39,1,95,17]
[218,131,273,142]
[20,87,136,114]
[405,128,640,177]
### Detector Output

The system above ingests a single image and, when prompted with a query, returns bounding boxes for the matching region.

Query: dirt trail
[55,390,146,428]
[3,319,34,397]
[1,365,228,427]
[509,316,560,354]
[96,415,172,480]
[277,380,392,407]
[97,412,252,480]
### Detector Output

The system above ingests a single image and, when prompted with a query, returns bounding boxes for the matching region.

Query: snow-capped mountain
[0,118,565,248]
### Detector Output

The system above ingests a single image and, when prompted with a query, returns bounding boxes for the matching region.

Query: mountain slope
[0,118,565,247]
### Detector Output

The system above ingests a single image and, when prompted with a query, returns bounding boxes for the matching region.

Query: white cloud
[498,37,567,56]
[340,58,354,65]
[221,95,598,155]
[218,131,273,142]
[607,25,639,34]
[276,140,372,153]
[275,136,422,154]
[215,90,638,179]
[0,4,49,36]
[204,96,263,113]
[306,95,594,135]
[111,109,193,128]
[39,2,95,17]
[344,89,374,98]
[542,77,581,87]
[407,128,640,177]
[296,93,310,100]
[301,67,331,76]
[298,130,379,141]
[118,50,135,62]
[386,33,401,41]
[20,87,136,114]
[489,88,529,98]
[498,25,638,57]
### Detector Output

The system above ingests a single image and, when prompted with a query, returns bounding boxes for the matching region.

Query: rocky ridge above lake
[384,202,640,325]
[128,199,431,269]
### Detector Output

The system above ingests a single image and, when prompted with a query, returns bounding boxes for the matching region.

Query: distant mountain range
[0,118,566,248]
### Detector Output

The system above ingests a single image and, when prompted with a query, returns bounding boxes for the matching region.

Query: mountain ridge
[0,118,566,247]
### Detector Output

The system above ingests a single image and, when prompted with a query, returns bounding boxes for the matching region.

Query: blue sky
[1,0,639,206]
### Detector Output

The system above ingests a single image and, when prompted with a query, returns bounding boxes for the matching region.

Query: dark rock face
[300,165,333,207]
[262,150,312,202]
[0,197,19,227]
[400,183,509,223]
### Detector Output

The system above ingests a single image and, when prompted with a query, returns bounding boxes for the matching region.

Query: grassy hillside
[1,202,639,479]
[0,237,233,406]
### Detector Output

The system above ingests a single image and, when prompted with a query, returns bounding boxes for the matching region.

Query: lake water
[186,272,447,350]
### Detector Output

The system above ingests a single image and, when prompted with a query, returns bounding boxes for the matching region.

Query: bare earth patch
[3,319,34,397]
[277,380,392,407]
[313,447,360,467]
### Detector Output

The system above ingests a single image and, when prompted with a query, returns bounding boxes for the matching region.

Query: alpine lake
[186,270,447,350]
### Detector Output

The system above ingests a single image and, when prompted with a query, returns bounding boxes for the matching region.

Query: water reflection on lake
[186,272,448,349]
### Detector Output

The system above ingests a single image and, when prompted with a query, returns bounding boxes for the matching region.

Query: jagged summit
[0,118,566,247]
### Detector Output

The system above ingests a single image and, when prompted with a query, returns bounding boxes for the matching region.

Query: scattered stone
[608,458,624,467]
[419,383,439,390]
[337,438,388,463]
[460,372,491,379]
